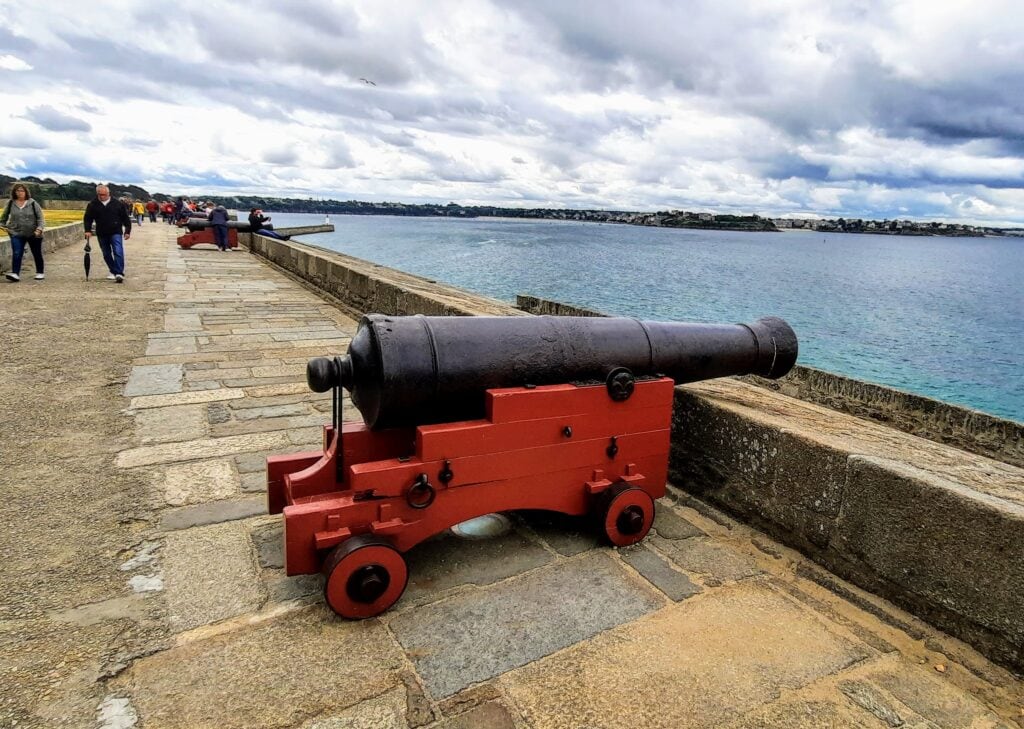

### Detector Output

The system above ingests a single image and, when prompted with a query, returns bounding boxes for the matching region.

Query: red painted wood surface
[268,378,675,576]
[175,228,238,249]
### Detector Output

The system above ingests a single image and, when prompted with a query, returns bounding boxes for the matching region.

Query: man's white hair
[96,185,109,192]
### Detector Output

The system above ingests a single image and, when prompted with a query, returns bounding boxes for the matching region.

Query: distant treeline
[3,174,1019,236]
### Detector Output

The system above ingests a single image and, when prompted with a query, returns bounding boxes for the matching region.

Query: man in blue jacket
[84,185,132,282]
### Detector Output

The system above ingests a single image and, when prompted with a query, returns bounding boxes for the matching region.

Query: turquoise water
[271,213,1024,422]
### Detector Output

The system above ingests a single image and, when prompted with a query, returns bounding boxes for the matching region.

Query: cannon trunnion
[268,314,798,618]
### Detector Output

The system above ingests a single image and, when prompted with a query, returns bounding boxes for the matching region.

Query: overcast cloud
[1,0,1023,224]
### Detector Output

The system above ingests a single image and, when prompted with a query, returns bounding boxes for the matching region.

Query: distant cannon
[183,219,253,232]
[268,314,798,618]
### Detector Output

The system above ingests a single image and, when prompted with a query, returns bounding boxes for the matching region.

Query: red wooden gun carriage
[267,314,797,618]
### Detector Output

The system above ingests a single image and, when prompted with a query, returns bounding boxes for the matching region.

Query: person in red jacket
[145,199,158,222]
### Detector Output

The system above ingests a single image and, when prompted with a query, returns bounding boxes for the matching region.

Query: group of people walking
[2,184,132,283]
[4,184,295,282]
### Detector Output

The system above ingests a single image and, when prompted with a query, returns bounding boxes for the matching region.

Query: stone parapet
[41,199,89,210]
[743,366,1023,468]
[670,379,1024,672]
[246,234,525,318]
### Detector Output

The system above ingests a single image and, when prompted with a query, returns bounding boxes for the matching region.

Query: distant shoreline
[4,174,1021,238]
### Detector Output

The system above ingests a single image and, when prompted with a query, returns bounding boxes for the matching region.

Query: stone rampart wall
[0,223,83,274]
[42,200,89,211]
[246,233,524,319]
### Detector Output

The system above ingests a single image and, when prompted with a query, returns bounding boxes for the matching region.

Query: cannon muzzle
[308,314,797,429]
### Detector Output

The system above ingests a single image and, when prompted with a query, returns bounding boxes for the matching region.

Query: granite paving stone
[653,503,705,540]
[388,551,662,698]
[251,522,284,569]
[233,403,312,420]
[116,431,294,468]
[263,571,323,605]
[303,687,408,729]
[160,495,266,531]
[161,522,263,633]
[124,364,184,396]
[145,337,198,356]
[129,388,245,410]
[134,404,208,444]
[185,367,250,381]
[621,544,703,601]
[515,510,601,556]
[161,459,239,506]
[652,535,763,583]
[397,529,553,607]
[437,702,518,729]
[867,663,1011,727]
[240,470,268,493]
[724,698,892,728]
[501,582,871,729]
[122,606,405,728]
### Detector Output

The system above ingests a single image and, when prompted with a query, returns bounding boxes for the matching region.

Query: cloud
[262,147,300,166]
[0,1,1021,225]
[23,106,91,132]
[0,54,32,71]
[0,124,50,150]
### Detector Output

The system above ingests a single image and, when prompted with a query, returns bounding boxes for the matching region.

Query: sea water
[269,212,1024,422]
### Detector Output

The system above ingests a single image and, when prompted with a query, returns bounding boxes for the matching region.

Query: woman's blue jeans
[10,235,44,275]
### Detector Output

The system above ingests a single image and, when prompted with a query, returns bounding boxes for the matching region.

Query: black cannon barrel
[308,314,798,429]
[184,220,250,232]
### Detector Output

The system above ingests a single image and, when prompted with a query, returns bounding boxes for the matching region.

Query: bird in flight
[359,77,377,86]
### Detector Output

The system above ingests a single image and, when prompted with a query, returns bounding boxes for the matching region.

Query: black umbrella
[84,239,92,280]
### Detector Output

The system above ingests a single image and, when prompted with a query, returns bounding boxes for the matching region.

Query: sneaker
[106,273,117,281]
[5,272,19,282]
[115,274,124,283]
[34,273,44,280]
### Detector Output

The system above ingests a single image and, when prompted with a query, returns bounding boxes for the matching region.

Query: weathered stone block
[621,545,702,601]
[161,522,262,632]
[834,455,1024,670]
[124,364,183,396]
[652,536,763,584]
[397,529,553,607]
[389,552,661,698]
[501,582,870,729]
[124,606,404,727]
[516,510,600,556]
[134,405,208,444]
[161,459,238,506]
[160,496,266,531]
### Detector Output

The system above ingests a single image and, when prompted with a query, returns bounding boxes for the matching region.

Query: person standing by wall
[208,203,231,251]
[1,183,45,282]
[84,185,132,283]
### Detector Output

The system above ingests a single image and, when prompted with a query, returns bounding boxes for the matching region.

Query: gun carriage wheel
[323,535,408,618]
[599,484,655,547]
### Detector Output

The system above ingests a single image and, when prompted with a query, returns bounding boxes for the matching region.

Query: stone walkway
[3,222,1023,728]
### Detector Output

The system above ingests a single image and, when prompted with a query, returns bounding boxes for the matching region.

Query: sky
[1,0,1024,225]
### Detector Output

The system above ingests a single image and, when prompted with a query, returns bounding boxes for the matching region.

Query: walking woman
[2,184,45,282]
